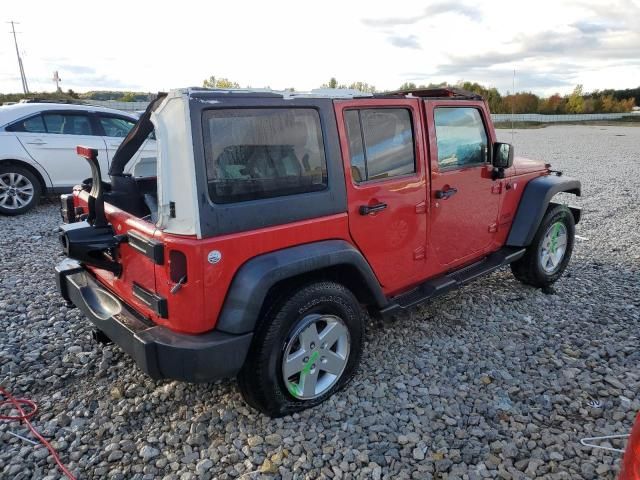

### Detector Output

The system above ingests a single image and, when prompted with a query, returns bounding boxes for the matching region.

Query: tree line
[1,77,636,114]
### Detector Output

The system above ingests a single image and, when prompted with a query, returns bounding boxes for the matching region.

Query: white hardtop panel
[177,87,373,100]
[151,92,201,237]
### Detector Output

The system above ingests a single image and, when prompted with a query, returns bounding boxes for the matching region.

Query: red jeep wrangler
[56,87,581,416]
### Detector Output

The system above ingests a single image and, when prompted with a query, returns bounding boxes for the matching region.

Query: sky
[1,0,639,97]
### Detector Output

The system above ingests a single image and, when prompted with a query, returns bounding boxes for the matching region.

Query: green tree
[203,76,240,89]
[566,85,585,113]
[119,92,137,102]
[348,81,376,93]
[398,82,417,91]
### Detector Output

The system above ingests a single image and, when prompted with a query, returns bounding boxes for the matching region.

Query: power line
[8,21,29,94]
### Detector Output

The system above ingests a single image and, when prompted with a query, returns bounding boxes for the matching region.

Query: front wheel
[237,281,365,417]
[511,204,575,288]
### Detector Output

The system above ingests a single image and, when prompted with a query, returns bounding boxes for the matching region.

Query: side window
[6,115,46,133]
[99,116,135,138]
[42,113,93,136]
[202,108,328,204]
[434,108,488,169]
[344,108,415,182]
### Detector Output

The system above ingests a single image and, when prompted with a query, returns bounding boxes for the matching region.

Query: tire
[511,204,575,288]
[237,281,365,417]
[0,164,41,215]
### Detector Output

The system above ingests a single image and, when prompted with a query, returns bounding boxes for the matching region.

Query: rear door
[425,102,501,268]
[17,111,108,187]
[335,99,428,293]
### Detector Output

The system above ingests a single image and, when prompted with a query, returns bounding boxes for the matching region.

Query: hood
[513,156,547,175]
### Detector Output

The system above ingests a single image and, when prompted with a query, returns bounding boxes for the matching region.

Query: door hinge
[415,201,426,214]
[488,223,498,233]
[169,202,176,218]
[413,246,426,260]
[491,182,503,194]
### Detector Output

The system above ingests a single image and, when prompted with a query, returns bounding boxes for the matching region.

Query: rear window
[203,108,327,204]
[6,114,46,133]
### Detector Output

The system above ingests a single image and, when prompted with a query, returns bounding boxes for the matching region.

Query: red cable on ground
[0,386,76,480]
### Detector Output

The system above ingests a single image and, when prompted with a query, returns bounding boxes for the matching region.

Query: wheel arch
[0,158,49,194]
[215,240,388,335]
[506,174,581,247]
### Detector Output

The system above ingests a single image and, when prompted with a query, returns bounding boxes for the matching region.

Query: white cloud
[1,0,639,96]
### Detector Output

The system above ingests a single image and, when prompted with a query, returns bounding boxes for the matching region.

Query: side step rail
[380,247,526,316]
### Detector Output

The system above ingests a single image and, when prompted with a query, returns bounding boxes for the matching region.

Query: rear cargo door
[335,99,428,292]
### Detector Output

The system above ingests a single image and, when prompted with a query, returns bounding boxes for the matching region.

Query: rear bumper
[55,258,252,382]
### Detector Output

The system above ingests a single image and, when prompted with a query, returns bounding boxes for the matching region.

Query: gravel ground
[1,124,639,479]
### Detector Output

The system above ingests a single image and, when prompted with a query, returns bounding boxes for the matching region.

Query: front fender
[506,174,581,247]
[215,240,387,334]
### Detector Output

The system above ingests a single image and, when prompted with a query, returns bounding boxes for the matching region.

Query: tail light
[169,250,188,285]
[60,194,75,223]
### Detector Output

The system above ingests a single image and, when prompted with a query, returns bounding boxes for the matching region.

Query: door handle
[359,203,387,215]
[435,187,458,200]
[25,140,47,146]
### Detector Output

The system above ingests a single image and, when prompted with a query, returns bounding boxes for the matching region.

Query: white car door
[98,114,157,177]
[17,111,109,187]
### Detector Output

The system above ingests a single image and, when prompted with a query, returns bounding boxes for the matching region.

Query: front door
[336,99,428,292]
[426,103,501,268]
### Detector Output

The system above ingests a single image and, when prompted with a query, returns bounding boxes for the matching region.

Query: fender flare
[215,239,387,334]
[506,174,581,247]
[0,157,52,190]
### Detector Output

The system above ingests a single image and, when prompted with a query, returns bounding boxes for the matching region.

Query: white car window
[6,115,47,133]
[99,116,135,138]
[43,113,93,136]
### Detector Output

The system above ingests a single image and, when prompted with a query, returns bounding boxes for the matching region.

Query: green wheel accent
[287,351,319,397]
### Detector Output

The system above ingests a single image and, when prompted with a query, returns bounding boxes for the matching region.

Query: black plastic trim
[381,247,526,316]
[132,282,168,318]
[127,230,164,265]
[216,239,387,334]
[506,175,581,247]
[56,260,252,381]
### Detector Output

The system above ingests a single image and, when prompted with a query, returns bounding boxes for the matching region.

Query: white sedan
[0,102,156,215]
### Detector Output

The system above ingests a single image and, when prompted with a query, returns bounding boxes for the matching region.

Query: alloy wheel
[282,314,350,400]
[0,172,35,210]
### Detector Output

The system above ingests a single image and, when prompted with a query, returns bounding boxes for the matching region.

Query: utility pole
[8,21,29,94]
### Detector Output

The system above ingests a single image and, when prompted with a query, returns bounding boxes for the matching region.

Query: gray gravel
[1,124,639,479]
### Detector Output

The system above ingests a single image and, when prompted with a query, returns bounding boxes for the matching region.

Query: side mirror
[492,142,514,169]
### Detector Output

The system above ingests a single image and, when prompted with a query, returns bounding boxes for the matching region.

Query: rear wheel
[237,281,365,417]
[511,204,575,287]
[0,165,41,215]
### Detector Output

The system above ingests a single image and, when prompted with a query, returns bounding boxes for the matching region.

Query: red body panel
[74,189,351,334]
[71,98,548,334]
[620,412,640,480]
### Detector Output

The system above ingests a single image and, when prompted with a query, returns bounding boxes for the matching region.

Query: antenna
[8,21,29,94]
